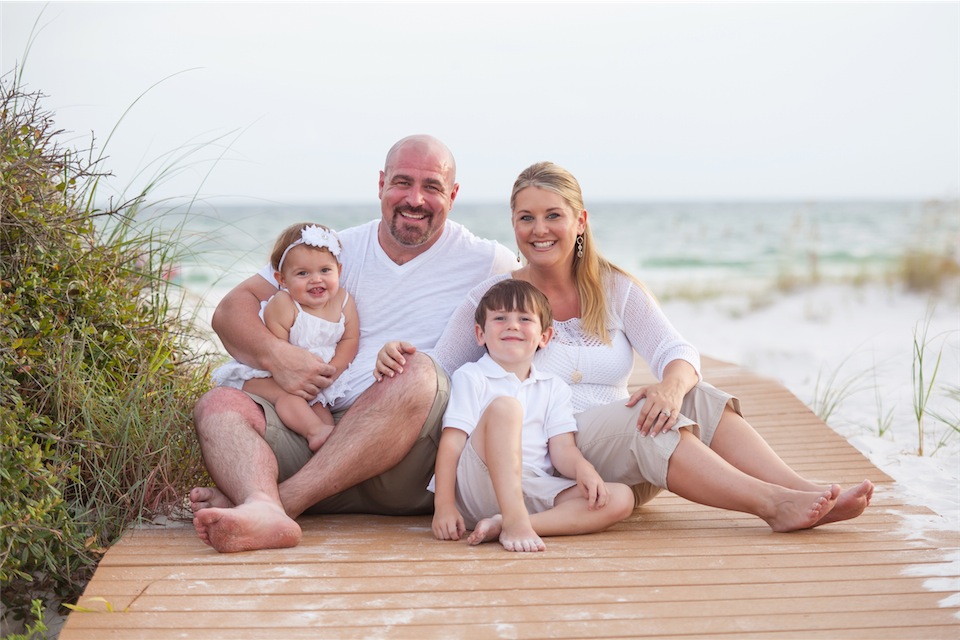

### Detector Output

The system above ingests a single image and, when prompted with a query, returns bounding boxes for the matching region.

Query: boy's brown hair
[474,279,553,331]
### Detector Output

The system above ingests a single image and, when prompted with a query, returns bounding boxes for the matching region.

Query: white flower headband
[277,225,341,272]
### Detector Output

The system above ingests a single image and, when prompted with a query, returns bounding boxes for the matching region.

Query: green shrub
[1,72,212,626]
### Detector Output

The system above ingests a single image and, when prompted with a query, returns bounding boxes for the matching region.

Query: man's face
[378,143,458,248]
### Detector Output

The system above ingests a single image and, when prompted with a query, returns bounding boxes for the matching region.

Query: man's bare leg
[275,352,438,517]
[708,407,873,525]
[193,354,439,551]
[192,387,301,552]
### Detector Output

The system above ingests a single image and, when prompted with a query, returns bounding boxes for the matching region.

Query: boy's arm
[433,427,468,541]
[549,432,610,510]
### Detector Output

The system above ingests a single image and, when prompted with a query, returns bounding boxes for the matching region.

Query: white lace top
[433,272,701,413]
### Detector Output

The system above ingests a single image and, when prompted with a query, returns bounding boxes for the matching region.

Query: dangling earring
[516,248,522,263]
[576,235,584,258]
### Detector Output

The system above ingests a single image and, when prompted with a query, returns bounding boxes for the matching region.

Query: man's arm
[211,274,332,398]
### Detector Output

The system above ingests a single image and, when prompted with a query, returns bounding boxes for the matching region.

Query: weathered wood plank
[59,357,960,639]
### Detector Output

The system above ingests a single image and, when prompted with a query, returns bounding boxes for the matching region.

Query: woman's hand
[373,341,417,381]
[626,379,686,437]
[626,360,699,437]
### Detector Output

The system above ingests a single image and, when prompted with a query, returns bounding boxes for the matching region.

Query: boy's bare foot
[501,519,546,552]
[193,493,301,553]
[190,487,235,512]
[765,485,839,533]
[467,514,545,552]
[814,479,874,526]
[468,514,503,546]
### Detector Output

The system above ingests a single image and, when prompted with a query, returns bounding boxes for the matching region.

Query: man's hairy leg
[278,352,438,517]
[192,387,301,552]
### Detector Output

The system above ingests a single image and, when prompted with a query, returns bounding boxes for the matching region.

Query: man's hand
[270,340,336,400]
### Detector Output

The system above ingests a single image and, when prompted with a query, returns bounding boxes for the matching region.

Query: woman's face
[512,186,586,269]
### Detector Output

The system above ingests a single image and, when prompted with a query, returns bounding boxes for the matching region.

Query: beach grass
[1,69,214,632]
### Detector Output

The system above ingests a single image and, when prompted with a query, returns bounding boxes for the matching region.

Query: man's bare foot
[814,479,874,526]
[467,514,545,552]
[193,493,301,553]
[190,487,234,513]
[765,485,839,533]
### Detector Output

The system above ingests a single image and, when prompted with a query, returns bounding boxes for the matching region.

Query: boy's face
[475,307,553,367]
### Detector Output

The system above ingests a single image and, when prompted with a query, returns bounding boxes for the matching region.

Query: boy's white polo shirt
[444,353,578,477]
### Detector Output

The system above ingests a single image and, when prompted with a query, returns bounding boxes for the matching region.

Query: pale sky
[1,1,958,205]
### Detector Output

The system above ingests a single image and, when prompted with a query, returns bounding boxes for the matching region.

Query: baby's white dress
[211,292,351,407]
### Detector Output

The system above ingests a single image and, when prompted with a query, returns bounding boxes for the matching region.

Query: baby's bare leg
[244,378,334,451]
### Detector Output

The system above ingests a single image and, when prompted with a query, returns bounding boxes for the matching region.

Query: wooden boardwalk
[60,358,960,639]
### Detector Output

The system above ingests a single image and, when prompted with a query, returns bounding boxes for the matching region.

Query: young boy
[430,279,635,552]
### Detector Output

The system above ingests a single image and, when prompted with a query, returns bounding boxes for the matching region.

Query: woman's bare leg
[709,407,873,524]
[667,429,838,532]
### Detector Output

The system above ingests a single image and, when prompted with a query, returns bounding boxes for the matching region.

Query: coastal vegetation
[0,72,212,634]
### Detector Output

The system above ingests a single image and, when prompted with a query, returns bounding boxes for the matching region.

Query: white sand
[660,283,960,532]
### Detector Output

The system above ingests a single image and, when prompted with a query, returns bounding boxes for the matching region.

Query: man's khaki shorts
[248,356,450,516]
[574,381,741,508]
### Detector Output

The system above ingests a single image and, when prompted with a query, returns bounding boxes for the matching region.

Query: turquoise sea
[154,199,958,308]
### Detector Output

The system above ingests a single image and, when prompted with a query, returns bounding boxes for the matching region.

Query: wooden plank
[59,357,960,639]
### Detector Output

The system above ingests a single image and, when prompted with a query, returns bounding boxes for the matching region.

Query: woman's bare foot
[814,479,874,526]
[765,485,839,533]
[193,492,301,553]
[467,514,546,552]
[190,487,235,512]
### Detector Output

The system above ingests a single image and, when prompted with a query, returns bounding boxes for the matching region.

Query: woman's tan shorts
[574,381,741,507]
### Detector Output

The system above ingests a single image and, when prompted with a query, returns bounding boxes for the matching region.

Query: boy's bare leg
[708,407,874,525]
[192,353,437,551]
[527,483,635,537]
[467,397,544,552]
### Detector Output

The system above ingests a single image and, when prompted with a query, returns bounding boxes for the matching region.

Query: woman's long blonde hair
[510,161,648,344]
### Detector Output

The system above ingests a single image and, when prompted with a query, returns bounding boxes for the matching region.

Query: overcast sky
[1,2,958,205]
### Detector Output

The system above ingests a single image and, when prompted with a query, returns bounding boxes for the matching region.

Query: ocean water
[157,199,959,307]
